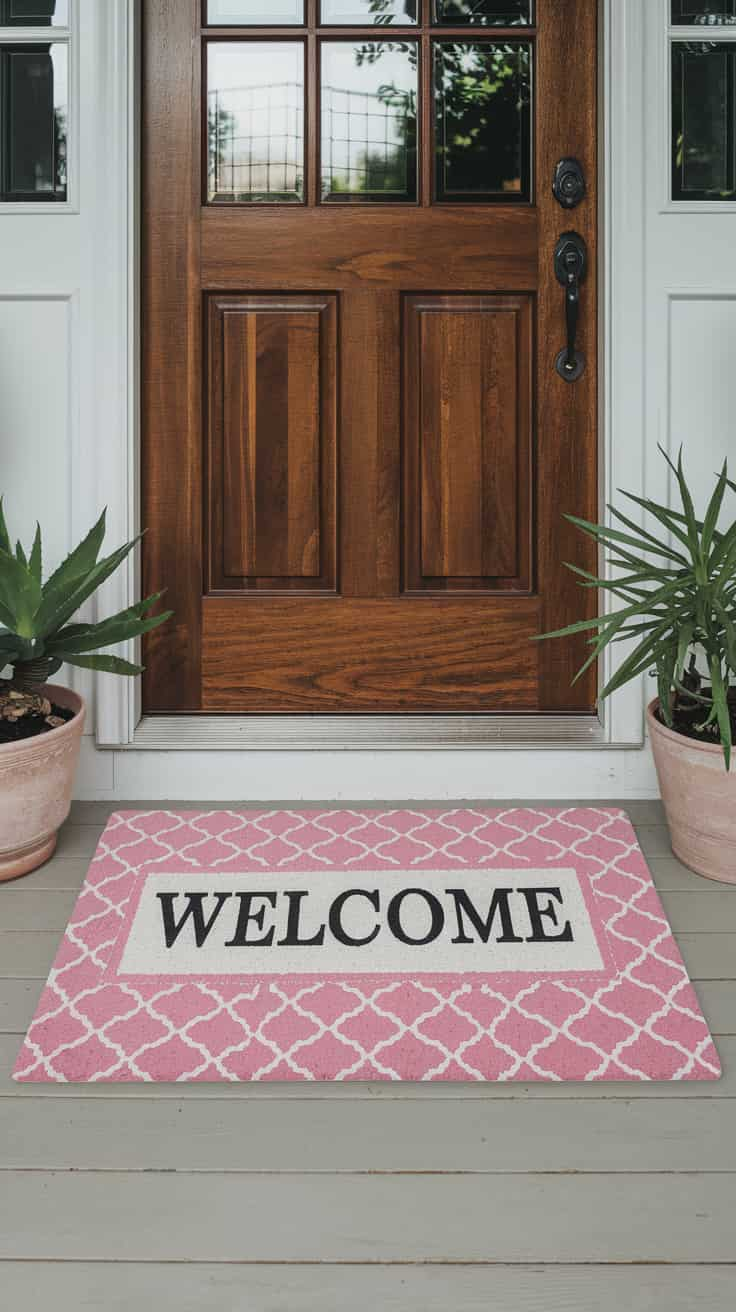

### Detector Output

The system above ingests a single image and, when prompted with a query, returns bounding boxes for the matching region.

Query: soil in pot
[655,687,736,751]
[0,686,75,745]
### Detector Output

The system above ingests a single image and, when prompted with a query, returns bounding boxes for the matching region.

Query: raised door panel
[206,295,337,593]
[403,294,532,594]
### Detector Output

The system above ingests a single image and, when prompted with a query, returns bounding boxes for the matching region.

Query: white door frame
[94,0,649,753]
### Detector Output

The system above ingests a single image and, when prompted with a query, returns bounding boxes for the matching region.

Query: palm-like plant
[0,501,171,697]
[538,447,736,769]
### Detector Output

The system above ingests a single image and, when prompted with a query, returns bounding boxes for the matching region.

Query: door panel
[202,597,539,711]
[206,294,337,592]
[142,0,598,717]
[403,294,532,592]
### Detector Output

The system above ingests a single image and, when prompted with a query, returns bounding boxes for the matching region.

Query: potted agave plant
[540,447,736,884]
[0,503,171,882]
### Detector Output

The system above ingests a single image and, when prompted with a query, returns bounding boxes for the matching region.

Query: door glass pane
[320,1,418,22]
[434,42,532,201]
[207,42,304,202]
[206,1,304,23]
[434,1,532,25]
[672,42,736,199]
[321,40,418,201]
[671,2,736,24]
[0,43,67,201]
[0,0,69,23]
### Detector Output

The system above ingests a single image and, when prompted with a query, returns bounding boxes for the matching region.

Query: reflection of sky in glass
[51,43,67,112]
[321,42,416,198]
[321,1,417,22]
[208,43,304,200]
[207,0,304,22]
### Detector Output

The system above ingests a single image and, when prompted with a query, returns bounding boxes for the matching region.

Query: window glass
[0,42,67,201]
[207,42,305,202]
[206,1,304,24]
[434,41,532,202]
[321,40,418,201]
[672,42,736,199]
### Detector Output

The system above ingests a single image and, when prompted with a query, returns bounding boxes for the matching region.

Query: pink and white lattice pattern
[13,808,721,1084]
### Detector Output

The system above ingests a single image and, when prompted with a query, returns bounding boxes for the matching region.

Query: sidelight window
[670,2,736,202]
[0,0,70,205]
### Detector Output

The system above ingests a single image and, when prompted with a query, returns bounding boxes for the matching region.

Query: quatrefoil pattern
[14,808,720,1084]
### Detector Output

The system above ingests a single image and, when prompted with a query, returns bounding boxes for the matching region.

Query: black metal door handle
[554,231,588,383]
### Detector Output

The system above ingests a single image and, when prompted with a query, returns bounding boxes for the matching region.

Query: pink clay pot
[0,685,85,883]
[648,698,736,885]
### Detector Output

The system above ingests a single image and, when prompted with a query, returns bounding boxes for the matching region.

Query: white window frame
[660,0,736,214]
[0,0,79,214]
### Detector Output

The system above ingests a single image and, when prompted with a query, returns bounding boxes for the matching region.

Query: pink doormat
[14,808,720,1084]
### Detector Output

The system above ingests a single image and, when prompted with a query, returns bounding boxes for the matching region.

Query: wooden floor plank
[1,1096,734,1173]
[2,1171,734,1262]
[1,1262,733,1312]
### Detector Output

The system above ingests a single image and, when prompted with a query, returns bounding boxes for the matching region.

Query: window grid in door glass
[205,1,305,24]
[320,1,418,23]
[434,41,532,202]
[0,41,67,201]
[433,1,533,25]
[670,2,736,25]
[672,41,736,199]
[207,42,305,203]
[320,40,418,202]
[0,0,68,24]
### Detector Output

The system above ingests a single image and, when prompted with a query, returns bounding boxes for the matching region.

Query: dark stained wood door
[142,0,598,715]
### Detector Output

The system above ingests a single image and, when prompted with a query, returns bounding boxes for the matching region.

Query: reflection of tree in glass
[54,108,66,191]
[437,1,530,23]
[353,40,530,197]
[437,44,530,194]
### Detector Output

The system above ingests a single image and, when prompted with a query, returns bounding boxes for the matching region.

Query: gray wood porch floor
[1,800,734,1310]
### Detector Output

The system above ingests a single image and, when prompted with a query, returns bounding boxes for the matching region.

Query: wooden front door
[142,0,597,716]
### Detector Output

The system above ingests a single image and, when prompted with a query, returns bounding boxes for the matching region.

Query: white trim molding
[94,0,650,755]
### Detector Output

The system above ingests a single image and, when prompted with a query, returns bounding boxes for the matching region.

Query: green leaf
[564,513,686,564]
[0,546,42,638]
[33,536,141,638]
[702,461,728,561]
[0,499,10,557]
[709,658,732,771]
[28,524,42,584]
[63,653,144,676]
[618,490,693,557]
[38,509,108,615]
[50,608,173,657]
[609,501,691,563]
[15,540,27,570]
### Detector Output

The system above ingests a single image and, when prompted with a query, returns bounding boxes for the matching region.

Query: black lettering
[225,892,277,947]
[447,887,523,944]
[157,891,233,949]
[521,887,574,942]
[277,890,326,947]
[328,889,380,947]
[387,888,445,946]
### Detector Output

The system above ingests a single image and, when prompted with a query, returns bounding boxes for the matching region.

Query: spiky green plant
[0,501,171,695]
[537,447,736,770]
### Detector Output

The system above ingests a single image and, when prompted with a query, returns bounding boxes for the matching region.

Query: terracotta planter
[0,685,85,883]
[648,698,736,885]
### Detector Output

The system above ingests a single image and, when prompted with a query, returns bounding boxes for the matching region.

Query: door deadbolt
[553,157,586,210]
